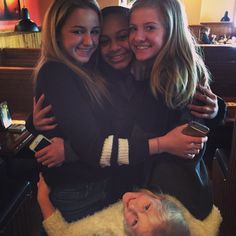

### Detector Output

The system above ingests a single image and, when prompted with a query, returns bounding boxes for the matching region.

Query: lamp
[15,7,39,32]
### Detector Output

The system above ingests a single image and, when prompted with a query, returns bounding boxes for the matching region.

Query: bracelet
[156,137,159,154]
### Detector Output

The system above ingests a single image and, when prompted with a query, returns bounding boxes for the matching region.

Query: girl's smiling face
[122,191,162,235]
[100,13,133,70]
[129,7,166,61]
[60,8,101,64]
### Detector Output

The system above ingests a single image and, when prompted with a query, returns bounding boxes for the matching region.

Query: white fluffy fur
[43,195,222,236]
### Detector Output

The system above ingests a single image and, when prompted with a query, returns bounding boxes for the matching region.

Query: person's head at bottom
[122,190,190,236]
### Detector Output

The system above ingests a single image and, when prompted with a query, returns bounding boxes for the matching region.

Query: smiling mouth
[75,48,94,57]
[76,46,94,51]
[109,54,127,63]
[134,45,150,50]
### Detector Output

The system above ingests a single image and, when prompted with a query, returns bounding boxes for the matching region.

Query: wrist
[149,137,164,155]
[38,196,50,207]
[38,198,55,220]
[158,136,166,153]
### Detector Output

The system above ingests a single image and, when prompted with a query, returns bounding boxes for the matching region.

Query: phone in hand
[182,121,210,137]
[8,124,26,133]
[29,134,52,153]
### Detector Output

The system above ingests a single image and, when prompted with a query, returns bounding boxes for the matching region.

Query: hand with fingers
[37,173,51,202]
[37,173,55,219]
[158,124,208,159]
[33,94,58,131]
[188,85,218,119]
[35,137,65,167]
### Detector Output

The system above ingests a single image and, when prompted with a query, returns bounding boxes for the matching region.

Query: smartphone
[8,124,26,133]
[29,134,52,152]
[0,101,12,130]
[182,121,210,137]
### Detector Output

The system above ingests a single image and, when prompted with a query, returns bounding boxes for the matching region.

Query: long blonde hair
[130,0,211,109]
[35,0,107,105]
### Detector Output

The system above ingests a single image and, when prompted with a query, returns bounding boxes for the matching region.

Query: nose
[110,40,120,51]
[131,29,145,42]
[128,203,136,211]
[83,33,93,46]
[128,199,150,214]
[128,202,144,213]
[125,209,138,227]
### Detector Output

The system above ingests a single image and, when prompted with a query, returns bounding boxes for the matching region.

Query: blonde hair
[130,0,211,109]
[125,190,190,236]
[154,197,190,236]
[35,0,107,105]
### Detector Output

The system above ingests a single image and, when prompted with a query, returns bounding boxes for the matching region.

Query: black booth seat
[0,157,36,236]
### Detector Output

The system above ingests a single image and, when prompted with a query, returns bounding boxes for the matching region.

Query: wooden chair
[201,45,236,101]
[0,48,40,67]
[0,66,34,114]
[0,48,39,115]
[212,112,236,236]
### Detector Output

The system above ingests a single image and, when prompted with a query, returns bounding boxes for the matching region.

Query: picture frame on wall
[0,0,21,20]
[119,0,136,8]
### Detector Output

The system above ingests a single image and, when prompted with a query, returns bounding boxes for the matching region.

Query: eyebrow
[130,22,161,26]
[117,29,129,34]
[71,25,101,29]
[100,28,128,38]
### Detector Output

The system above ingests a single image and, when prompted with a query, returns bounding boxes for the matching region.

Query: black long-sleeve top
[27,60,147,190]
[30,60,116,187]
[27,59,226,218]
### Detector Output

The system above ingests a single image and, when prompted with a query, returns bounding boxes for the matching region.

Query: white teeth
[76,47,92,52]
[79,49,90,52]
[110,54,126,62]
[112,55,122,60]
[136,45,149,49]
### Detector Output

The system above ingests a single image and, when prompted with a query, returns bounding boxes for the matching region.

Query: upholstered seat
[0,173,33,236]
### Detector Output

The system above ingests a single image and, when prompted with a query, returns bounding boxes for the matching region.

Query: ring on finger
[186,153,195,159]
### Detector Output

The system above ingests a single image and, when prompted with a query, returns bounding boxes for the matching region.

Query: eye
[144,25,156,31]
[129,25,137,33]
[73,28,85,35]
[91,28,101,36]
[131,219,138,227]
[117,32,129,41]
[99,37,110,47]
[144,203,151,211]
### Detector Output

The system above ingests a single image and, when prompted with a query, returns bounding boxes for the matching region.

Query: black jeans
[50,178,111,222]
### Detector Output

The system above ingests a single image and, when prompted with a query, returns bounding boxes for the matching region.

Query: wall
[0,0,52,31]
[234,2,236,24]
[182,0,236,25]
[0,0,235,31]
[27,0,53,26]
[0,0,113,31]
[98,0,236,24]
[97,0,119,9]
[201,0,235,23]
[182,0,202,25]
